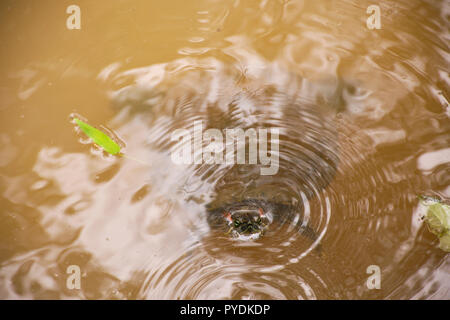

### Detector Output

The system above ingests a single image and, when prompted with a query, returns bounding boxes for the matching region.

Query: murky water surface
[0,0,449,299]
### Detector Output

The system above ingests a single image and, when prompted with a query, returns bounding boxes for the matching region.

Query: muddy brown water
[0,0,449,299]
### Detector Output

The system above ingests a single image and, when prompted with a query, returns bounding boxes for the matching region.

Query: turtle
[206,198,320,244]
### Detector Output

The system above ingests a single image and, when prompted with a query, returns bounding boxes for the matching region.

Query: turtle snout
[238,219,261,234]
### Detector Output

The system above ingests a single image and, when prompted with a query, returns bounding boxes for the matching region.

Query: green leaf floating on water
[74,118,121,155]
[420,196,450,252]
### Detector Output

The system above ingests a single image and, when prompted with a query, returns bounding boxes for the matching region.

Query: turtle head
[223,207,270,240]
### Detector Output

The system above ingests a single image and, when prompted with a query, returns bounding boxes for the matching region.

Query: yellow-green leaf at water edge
[420,197,450,252]
[438,233,450,252]
[74,118,121,155]
[426,203,450,236]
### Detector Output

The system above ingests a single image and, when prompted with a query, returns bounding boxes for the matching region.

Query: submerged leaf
[74,118,121,155]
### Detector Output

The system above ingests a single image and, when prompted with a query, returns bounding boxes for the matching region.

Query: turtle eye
[234,220,240,227]
[223,211,232,223]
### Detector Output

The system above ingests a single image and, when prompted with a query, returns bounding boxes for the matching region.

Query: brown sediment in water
[0,0,449,299]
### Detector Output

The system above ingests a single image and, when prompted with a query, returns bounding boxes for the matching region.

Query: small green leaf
[74,118,121,155]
